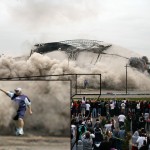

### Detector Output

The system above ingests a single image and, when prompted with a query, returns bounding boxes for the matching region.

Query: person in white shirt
[132,130,140,145]
[118,113,126,127]
[136,134,147,150]
[136,102,140,114]
[71,124,77,150]
[121,102,126,114]
[85,102,90,117]
[110,101,115,117]
[104,121,112,132]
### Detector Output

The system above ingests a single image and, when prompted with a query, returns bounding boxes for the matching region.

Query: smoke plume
[0,48,150,91]
[1,45,150,135]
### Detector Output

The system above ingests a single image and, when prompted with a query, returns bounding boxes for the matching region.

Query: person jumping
[0,87,32,135]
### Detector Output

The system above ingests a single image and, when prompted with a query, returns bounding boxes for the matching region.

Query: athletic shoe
[15,128,19,136]
[15,128,24,136]
[18,128,24,135]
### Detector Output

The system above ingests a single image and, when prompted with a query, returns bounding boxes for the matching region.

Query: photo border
[0,79,71,150]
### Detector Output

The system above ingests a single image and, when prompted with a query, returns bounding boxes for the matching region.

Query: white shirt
[136,136,147,149]
[86,103,90,111]
[71,125,76,137]
[144,113,149,120]
[133,131,139,137]
[123,100,126,103]
[110,103,115,109]
[121,103,125,109]
[136,103,140,109]
[104,124,112,132]
[118,115,126,122]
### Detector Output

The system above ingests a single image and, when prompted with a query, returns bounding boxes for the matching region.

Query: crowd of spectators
[71,97,150,150]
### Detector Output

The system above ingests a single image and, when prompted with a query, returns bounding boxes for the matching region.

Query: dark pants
[119,121,124,128]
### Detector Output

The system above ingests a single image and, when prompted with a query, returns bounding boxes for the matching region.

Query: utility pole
[125,64,129,94]
[68,56,69,67]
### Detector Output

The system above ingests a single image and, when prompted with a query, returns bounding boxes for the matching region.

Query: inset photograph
[0,81,70,150]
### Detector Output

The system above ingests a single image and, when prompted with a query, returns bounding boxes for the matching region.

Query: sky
[0,0,150,57]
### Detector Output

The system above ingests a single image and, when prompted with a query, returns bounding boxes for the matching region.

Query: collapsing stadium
[31,39,150,73]
[30,39,112,61]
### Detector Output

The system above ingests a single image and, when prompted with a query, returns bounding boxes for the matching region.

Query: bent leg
[18,118,24,129]
[14,111,25,135]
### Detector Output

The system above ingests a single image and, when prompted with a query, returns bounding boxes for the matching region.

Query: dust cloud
[0,48,150,91]
[0,47,150,134]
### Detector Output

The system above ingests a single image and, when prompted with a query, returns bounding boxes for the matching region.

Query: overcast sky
[0,0,150,57]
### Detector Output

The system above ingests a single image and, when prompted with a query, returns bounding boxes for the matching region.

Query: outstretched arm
[0,89,14,98]
[0,89,9,95]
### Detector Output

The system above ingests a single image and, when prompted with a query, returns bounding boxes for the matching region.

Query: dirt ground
[0,136,70,150]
